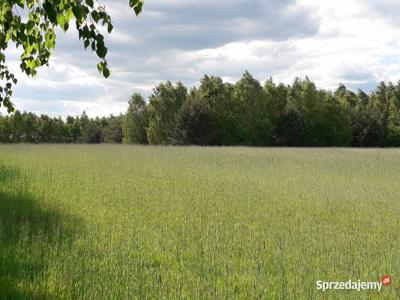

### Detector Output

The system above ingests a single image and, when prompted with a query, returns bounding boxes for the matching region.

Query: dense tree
[387,83,400,146]
[273,104,307,146]
[123,93,148,144]
[9,110,24,142]
[22,112,38,142]
[287,78,323,145]
[196,75,235,145]
[147,82,187,144]
[264,79,288,127]
[232,71,272,146]
[2,73,400,147]
[0,114,11,142]
[66,116,81,143]
[175,89,216,145]
[103,115,123,143]
[322,94,352,146]
[81,118,102,144]
[0,110,124,144]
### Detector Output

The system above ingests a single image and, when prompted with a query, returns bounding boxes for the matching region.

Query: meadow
[0,145,400,299]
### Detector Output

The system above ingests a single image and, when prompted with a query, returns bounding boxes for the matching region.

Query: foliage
[123,93,148,144]
[0,110,123,143]
[103,115,123,143]
[122,73,400,147]
[175,89,216,145]
[0,0,144,111]
[232,71,272,146]
[195,75,235,145]
[146,82,187,145]
[3,72,400,147]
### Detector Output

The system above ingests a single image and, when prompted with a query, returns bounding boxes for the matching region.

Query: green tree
[22,112,38,142]
[264,79,287,127]
[147,82,187,144]
[81,118,102,143]
[196,75,235,145]
[385,82,400,146]
[0,113,11,142]
[274,104,307,146]
[232,71,272,146]
[37,114,54,142]
[123,93,148,144]
[0,0,144,111]
[9,110,24,142]
[372,82,390,140]
[66,115,81,143]
[2,74,400,148]
[287,77,327,146]
[175,89,216,145]
[322,93,352,146]
[103,115,123,143]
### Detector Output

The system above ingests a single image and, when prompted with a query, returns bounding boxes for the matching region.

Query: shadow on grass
[0,164,83,299]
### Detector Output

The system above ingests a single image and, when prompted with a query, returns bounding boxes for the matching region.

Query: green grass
[1,145,400,299]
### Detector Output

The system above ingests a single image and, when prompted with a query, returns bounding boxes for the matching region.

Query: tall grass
[0,145,399,299]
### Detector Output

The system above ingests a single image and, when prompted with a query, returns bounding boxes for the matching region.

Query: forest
[1,71,400,147]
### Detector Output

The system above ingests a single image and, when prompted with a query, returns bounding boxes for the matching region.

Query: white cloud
[3,0,400,117]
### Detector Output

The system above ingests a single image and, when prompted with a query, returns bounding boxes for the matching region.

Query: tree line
[1,72,400,147]
[0,111,123,144]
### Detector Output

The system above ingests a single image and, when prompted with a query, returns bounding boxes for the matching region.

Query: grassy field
[0,145,400,299]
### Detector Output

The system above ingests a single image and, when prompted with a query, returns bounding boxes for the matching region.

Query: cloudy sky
[4,0,400,117]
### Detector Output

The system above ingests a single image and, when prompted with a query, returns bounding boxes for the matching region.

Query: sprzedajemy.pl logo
[316,275,394,292]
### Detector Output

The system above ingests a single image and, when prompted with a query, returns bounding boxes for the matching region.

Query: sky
[3,0,400,117]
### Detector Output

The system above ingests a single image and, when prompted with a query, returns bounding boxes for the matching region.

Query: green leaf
[72,5,84,23]
[130,0,144,15]
[103,66,110,78]
[57,15,69,32]
[16,0,25,9]
[43,1,57,24]
[57,15,65,29]
[107,23,113,33]
[86,0,94,8]
[96,45,107,59]
[45,30,56,49]
[95,34,107,58]
[91,11,100,23]
[97,62,104,73]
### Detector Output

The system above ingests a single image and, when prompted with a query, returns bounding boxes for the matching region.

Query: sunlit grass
[0,145,399,299]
